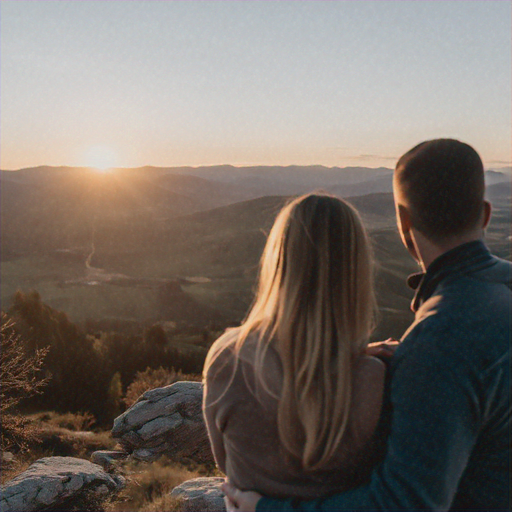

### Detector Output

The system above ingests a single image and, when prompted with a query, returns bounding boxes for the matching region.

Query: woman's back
[204,329,386,499]
[203,193,387,497]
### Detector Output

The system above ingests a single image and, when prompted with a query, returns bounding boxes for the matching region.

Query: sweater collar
[407,240,493,312]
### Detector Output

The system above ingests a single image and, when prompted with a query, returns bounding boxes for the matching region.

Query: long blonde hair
[204,192,376,471]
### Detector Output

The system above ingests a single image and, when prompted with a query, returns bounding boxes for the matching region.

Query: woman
[203,193,387,499]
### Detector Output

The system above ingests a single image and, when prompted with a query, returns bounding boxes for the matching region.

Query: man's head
[394,139,490,258]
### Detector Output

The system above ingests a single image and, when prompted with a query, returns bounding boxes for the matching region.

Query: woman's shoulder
[209,328,240,356]
[204,329,282,401]
[204,328,240,377]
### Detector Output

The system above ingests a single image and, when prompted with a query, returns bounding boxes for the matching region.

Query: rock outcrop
[91,450,130,471]
[0,456,125,512]
[111,381,213,465]
[171,477,226,512]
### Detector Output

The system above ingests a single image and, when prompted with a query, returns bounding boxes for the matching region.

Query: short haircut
[395,139,485,243]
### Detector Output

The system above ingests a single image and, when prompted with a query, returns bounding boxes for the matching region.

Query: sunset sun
[85,146,119,171]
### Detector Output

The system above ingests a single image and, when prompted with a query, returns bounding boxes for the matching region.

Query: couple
[202,139,511,511]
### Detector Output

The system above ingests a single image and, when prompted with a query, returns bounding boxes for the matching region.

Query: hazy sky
[1,1,511,170]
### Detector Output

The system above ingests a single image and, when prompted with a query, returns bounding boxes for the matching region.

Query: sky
[1,0,511,170]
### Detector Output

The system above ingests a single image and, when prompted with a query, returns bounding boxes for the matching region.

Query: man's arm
[229,328,480,511]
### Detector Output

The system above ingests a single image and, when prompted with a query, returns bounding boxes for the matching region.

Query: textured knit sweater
[203,331,388,499]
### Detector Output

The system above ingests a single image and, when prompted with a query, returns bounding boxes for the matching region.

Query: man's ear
[482,201,492,229]
[397,204,412,233]
[397,204,420,261]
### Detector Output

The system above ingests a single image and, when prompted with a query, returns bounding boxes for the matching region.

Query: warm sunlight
[85,145,119,171]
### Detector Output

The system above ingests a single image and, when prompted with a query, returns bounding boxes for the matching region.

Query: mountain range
[1,165,510,340]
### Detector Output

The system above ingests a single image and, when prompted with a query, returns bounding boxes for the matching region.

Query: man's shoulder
[471,254,512,289]
[418,254,511,327]
[397,274,511,374]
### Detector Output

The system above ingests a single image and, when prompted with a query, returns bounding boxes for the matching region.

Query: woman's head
[240,192,376,470]
[246,192,375,349]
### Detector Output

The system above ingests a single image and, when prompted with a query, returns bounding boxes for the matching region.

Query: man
[222,139,511,511]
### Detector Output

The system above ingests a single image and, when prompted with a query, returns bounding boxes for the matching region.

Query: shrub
[7,291,112,424]
[106,372,124,420]
[123,367,201,407]
[0,313,49,414]
[6,291,208,427]
[0,313,49,452]
[0,414,42,454]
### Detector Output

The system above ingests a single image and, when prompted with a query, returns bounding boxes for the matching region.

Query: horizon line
[1,163,399,173]
[2,162,512,173]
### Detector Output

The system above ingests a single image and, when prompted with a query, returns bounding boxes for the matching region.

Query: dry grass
[105,458,211,512]
[1,456,33,485]
[28,411,97,432]
[138,494,184,512]
[1,411,116,484]
[123,367,201,407]
[2,410,220,512]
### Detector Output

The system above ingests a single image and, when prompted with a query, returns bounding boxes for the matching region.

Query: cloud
[487,159,512,165]
[324,148,397,161]
[354,154,398,161]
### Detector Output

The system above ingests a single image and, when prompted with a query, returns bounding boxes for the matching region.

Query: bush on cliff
[123,367,201,407]
[6,290,209,426]
[8,290,112,423]
[0,312,49,452]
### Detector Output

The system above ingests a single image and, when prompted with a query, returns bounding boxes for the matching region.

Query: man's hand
[366,338,400,358]
[222,481,262,512]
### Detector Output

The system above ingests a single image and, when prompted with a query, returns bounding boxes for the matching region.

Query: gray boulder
[112,381,213,465]
[91,450,129,471]
[0,456,125,512]
[171,477,226,512]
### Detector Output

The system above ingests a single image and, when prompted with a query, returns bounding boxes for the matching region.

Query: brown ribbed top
[203,330,386,499]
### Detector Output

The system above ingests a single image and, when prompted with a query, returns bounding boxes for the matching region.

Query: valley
[1,165,510,342]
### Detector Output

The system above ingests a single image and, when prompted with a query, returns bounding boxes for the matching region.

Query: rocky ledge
[171,477,226,512]
[0,456,125,512]
[111,381,213,465]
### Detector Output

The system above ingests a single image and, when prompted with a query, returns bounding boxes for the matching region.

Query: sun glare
[85,146,119,172]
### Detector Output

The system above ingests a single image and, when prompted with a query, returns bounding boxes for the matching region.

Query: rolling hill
[1,165,510,339]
